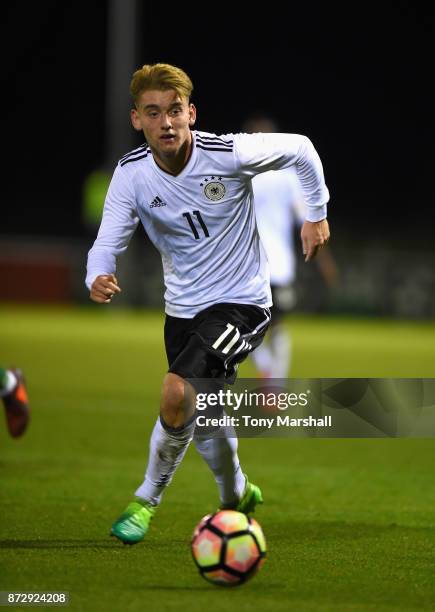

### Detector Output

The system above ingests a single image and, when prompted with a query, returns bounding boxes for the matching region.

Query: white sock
[0,370,17,397]
[135,416,196,506]
[269,325,291,378]
[194,428,246,507]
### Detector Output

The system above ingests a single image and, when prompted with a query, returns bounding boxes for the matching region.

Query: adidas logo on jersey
[150,196,166,208]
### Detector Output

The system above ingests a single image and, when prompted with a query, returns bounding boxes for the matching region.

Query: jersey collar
[150,130,197,179]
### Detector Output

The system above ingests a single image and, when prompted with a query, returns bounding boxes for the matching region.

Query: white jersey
[253,168,306,285]
[86,131,329,318]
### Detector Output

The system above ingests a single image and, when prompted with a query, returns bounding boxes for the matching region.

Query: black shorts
[164,302,271,383]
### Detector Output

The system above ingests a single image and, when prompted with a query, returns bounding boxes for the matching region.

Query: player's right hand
[90,274,122,303]
[301,218,330,262]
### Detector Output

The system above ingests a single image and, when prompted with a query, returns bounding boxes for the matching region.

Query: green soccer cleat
[222,477,263,514]
[110,499,155,545]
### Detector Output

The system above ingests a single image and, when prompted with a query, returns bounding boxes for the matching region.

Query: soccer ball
[191,510,266,586]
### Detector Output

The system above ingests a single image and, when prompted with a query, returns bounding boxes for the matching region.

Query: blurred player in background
[243,115,338,378]
[0,367,29,437]
[86,64,330,545]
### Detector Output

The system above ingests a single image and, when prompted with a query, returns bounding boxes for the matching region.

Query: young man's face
[131,89,196,164]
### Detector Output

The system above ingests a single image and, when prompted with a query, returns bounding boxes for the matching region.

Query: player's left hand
[301,218,330,262]
[90,274,122,303]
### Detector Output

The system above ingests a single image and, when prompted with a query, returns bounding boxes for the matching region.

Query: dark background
[3,1,434,244]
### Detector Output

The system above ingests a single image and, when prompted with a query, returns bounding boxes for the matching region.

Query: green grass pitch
[1,305,435,611]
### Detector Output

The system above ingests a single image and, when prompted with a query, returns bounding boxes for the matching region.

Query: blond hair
[130,63,193,105]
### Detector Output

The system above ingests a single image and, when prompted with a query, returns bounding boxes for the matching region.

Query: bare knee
[160,373,195,428]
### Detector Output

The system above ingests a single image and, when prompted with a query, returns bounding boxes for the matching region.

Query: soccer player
[0,368,30,437]
[86,63,330,544]
[243,115,339,378]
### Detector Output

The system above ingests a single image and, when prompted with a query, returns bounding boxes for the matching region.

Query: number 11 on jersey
[183,211,210,239]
